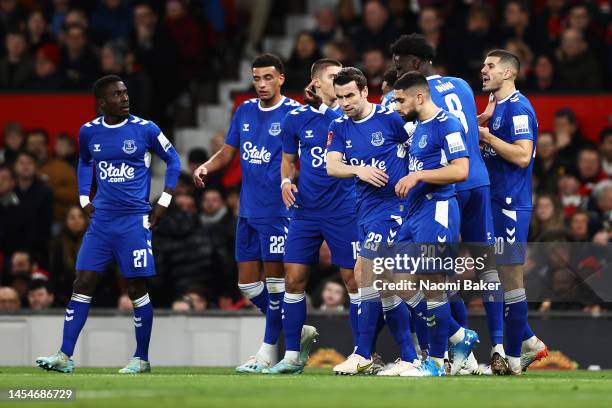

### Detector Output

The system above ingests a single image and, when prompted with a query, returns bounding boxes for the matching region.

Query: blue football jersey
[426,75,489,191]
[328,104,411,225]
[407,109,469,215]
[226,96,301,218]
[483,91,537,210]
[281,104,355,218]
[77,115,181,215]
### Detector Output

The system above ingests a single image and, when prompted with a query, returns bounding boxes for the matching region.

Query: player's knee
[285,273,306,293]
[73,273,97,296]
[126,280,147,300]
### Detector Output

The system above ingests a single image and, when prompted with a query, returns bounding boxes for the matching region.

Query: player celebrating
[36,75,181,374]
[263,59,360,375]
[391,34,506,374]
[193,54,316,373]
[479,50,547,375]
[392,71,478,377]
[326,67,419,376]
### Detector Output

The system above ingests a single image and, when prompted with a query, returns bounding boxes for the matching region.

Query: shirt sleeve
[507,103,535,143]
[281,111,298,155]
[225,104,243,148]
[327,120,345,154]
[389,111,412,144]
[148,122,181,190]
[77,126,93,197]
[441,119,469,162]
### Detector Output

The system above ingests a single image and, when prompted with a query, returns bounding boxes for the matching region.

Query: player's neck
[323,96,337,108]
[354,102,374,121]
[260,93,283,108]
[494,83,517,102]
[418,101,440,122]
[103,114,129,125]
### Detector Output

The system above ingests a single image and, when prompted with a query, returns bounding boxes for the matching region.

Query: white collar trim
[426,75,441,80]
[258,96,286,111]
[102,117,128,128]
[497,91,519,105]
[352,104,376,123]
[421,109,443,124]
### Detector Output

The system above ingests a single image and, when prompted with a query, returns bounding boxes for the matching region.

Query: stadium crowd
[0,0,611,312]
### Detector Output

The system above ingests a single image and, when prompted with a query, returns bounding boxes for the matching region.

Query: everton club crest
[418,134,428,149]
[269,122,281,136]
[122,139,137,154]
[371,131,384,146]
[492,117,501,130]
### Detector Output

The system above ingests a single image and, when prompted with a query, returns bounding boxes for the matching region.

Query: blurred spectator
[351,0,398,56]
[171,297,190,311]
[0,286,20,311]
[600,127,612,177]
[569,209,593,242]
[322,39,356,66]
[0,29,34,89]
[27,278,54,310]
[27,43,65,90]
[530,193,565,241]
[381,67,397,95]
[317,278,346,311]
[504,39,533,84]
[164,0,203,84]
[361,47,386,91]
[10,250,33,304]
[0,0,28,53]
[25,129,78,223]
[534,0,566,46]
[418,6,458,74]
[554,108,591,167]
[48,0,70,37]
[13,151,53,267]
[173,287,208,311]
[48,205,85,305]
[285,31,321,91]
[387,0,415,33]
[460,4,498,87]
[311,7,342,50]
[577,147,608,197]
[90,0,133,44]
[100,40,152,117]
[0,164,20,270]
[27,10,53,53]
[524,54,560,92]
[565,3,605,59]
[225,187,240,217]
[500,0,545,52]
[555,28,603,90]
[188,148,209,175]
[0,122,23,166]
[200,188,234,234]
[53,133,77,169]
[592,180,612,228]
[558,170,583,219]
[336,0,359,38]
[60,24,99,89]
[61,8,89,32]
[534,131,563,194]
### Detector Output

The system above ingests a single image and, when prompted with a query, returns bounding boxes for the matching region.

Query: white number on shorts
[269,236,285,254]
[133,249,147,268]
[494,237,504,255]
[363,232,382,251]
[444,93,469,133]
[351,241,360,260]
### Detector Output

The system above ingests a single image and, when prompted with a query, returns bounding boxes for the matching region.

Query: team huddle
[192,34,548,377]
[35,33,547,377]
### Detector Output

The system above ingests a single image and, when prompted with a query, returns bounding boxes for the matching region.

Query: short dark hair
[188,147,209,164]
[390,34,436,61]
[252,53,285,74]
[26,128,49,143]
[555,107,577,124]
[92,75,123,99]
[333,67,367,90]
[0,164,15,179]
[311,58,342,79]
[506,0,529,12]
[14,150,37,163]
[382,68,398,86]
[56,132,75,144]
[487,49,520,75]
[600,127,612,144]
[393,71,430,92]
[28,279,52,293]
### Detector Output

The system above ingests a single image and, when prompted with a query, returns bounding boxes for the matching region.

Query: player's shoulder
[80,116,103,134]
[506,91,535,115]
[287,104,311,117]
[236,98,259,114]
[435,109,463,132]
[127,115,161,134]
[282,97,301,109]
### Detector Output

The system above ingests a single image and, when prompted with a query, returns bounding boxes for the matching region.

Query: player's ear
[278,73,285,86]
[362,85,369,99]
[312,78,321,89]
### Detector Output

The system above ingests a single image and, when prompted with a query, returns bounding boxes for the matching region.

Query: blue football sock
[523,323,535,341]
[480,269,504,345]
[355,287,381,359]
[504,288,528,357]
[238,281,269,315]
[371,303,385,353]
[383,296,417,362]
[263,278,284,345]
[60,293,92,357]
[449,291,468,328]
[407,293,429,353]
[282,292,306,352]
[426,300,452,359]
[132,293,153,361]
[348,293,359,349]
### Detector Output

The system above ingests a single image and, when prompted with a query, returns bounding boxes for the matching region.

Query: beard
[400,109,418,122]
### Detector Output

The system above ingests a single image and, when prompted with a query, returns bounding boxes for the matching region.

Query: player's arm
[281,152,298,208]
[76,127,95,217]
[478,129,533,168]
[326,151,388,187]
[395,157,469,199]
[477,93,496,125]
[149,130,181,228]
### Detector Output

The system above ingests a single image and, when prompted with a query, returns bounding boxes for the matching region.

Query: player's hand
[149,203,166,229]
[83,203,95,218]
[303,80,322,109]
[355,166,389,187]
[477,93,496,125]
[281,182,298,208]
[395,173,419,198]
[478,126,492,145]
[193,164,208,188]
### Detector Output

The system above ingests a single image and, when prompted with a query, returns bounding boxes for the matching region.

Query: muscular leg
[60,270,100,357]
[237,261,268,314]
[126,277,153,362]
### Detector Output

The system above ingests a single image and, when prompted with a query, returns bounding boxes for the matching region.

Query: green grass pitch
[1,368,611,408]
